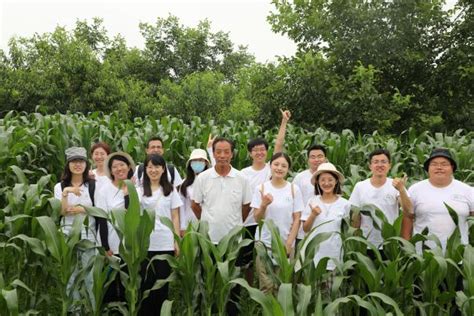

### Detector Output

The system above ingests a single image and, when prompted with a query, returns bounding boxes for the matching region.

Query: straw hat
[186,149,210,167]
[311,162,345,185]
[105,151,136,180]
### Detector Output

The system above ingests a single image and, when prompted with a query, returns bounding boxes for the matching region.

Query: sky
[0,0,298,63]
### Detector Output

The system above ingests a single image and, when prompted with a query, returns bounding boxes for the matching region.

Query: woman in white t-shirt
[138,154,182,315]
[95,151,136,303]
[252,152,303,293]
[301,162,351,271]
[90,141,112,188]
[53,146,97,307]
[178,149,210,236]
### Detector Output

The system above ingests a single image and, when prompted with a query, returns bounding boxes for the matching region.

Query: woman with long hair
[138,154,182,315]
[301,162,351,291]
[178,149,210,235]
[53,146,97,308]
[252,152,304,294]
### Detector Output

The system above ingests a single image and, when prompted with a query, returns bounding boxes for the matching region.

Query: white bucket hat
[186,149,210,168]
[311,162,345,185]
[105,151,136,180]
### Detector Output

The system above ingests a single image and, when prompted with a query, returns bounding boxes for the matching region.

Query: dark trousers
[138,251,174,316]
[104,255,126,304]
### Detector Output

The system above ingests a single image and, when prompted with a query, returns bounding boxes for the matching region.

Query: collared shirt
[192,166,252,243]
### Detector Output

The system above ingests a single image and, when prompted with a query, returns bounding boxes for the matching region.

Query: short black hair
[307,144,327,157]
[146,136,164,148]
[212,137,235,152]
[247,138,269,152]
[369,149,391,163]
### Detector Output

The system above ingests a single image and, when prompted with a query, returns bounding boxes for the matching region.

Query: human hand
[65,186,82,197]
[280,109,291,122]
[207,133,216,149]
[260,190,273,207]
[310,204,322,216]
[392,174,408,192]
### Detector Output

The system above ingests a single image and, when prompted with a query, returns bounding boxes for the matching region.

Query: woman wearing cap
[95,151,135,302]
[252,152,304,294]
[178,148,210,235]
[54,146,97,306]
[137,154,182,315]
[90,141,111,187]
[301,162,351,274]
[401,148,473,251]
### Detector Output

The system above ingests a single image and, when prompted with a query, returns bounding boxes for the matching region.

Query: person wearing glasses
[401,148,473,252]
[349,149,412,258]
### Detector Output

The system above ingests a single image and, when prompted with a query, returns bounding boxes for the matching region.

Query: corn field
[0,111,473,315]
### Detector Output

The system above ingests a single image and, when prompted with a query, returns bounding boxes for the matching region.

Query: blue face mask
[190,161,206,174]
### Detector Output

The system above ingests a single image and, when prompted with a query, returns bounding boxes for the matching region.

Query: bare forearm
[399,189,413,216]
[254,205,268,222]
[287,213,301,244]
[191,201,202,219]
[242,204,251,222]
[401,215,413,240]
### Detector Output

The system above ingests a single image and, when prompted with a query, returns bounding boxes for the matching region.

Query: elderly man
[401,148,473,251]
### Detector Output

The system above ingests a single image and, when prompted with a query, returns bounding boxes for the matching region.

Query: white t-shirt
[409,179,473,251]
[54,182,96,242]
[95,181,130,254]
[192,167,252,244]
[138,187,183,251]
[301,195,351,270]
[179,185,198,230]
[292,169,314,239]
[349,178,400,248]
[241,163,272,226]
[92,169,112,189]
[134,164,183,188]
[250,181,303,248]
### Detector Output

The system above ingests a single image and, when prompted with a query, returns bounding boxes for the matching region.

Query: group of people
[54,110,473,314]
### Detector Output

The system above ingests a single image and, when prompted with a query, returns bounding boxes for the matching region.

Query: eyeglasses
[371,160,389,165]
[251,148,267,153]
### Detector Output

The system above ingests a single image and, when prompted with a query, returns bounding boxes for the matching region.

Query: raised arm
[274,109,291,154]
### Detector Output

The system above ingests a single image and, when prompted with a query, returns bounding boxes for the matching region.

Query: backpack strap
[87,179,96,206]
[261,183,264,195]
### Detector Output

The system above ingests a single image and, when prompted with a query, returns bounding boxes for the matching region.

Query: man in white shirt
[402,148,473,252]
[134,136,183,187]
[191,137,252,315]
[292,144,328,245]
[349,149,412,257]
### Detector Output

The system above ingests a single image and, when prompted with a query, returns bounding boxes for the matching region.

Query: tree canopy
[0,2,472,133]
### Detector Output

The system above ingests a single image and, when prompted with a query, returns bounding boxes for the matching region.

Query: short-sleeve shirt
[409,179,473,251]
[241,163,272,226]
[54,182,96,242]
[349,178,400,248]
[95,181,130,254]
[138,187,183,251]
[250,181,303,248]
[192,167,252,244]
[301,195,351,270]
[292,169,314,239]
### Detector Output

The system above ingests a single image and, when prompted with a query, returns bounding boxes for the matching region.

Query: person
[191,137,252,315]
[135,136,183,187]
[137,154,182,315]
[401,148,473,251]
[349,149,412,254]
[178,148,210,236]
[95,151,136,302]
[292,144,328,245]
[53,147,97,307]
[239,109,291,281]
[251,152,303,294]
[90,141,112,187]
[301,163,351,282]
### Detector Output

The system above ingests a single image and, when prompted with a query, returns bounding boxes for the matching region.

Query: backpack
[137,163,175,184]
